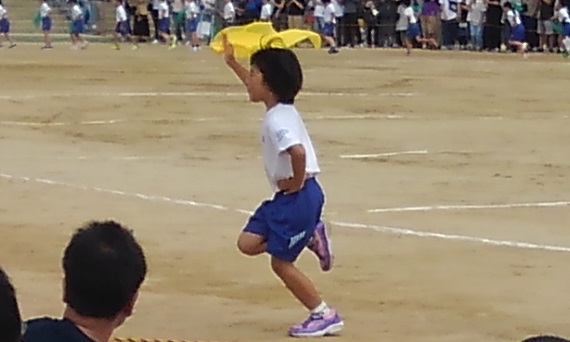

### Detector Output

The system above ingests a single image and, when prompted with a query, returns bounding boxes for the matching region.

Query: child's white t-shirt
[185,1,200,19]
[71,4,82,21]
[159,1,170,19]
[116,5,127,23]
[324,3,335,23]
[40,2,52,18]
[261,104,320,193]
[404,6,417,24]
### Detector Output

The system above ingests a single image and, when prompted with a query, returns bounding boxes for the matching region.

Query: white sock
[311,302,329,314]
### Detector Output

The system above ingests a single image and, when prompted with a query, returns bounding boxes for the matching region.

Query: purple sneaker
[289,309,344,337]
[307,221,334,272]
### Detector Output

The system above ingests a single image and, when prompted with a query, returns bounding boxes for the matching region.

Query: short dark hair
[250,48,303,104]
[503,1,513,8]
[521,336,570,342]
[63,220,147,319]
[0,267,22,342]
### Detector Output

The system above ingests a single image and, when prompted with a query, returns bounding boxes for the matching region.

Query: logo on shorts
[288,231,307,249]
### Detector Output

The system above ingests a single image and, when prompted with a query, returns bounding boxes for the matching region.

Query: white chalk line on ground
[368,201,570,213]
[2,172,570,253]
[340,150,429,159]
[339,150,476,159]
[0,91,416,101]
[0,114,412,127]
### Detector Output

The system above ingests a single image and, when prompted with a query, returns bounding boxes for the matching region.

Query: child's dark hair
[250,48,303,104]
[322,0,331,4]
[402,0,411,6]
[503,1,512,8]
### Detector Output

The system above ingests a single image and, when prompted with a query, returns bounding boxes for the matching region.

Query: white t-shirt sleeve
[267,118,302,153]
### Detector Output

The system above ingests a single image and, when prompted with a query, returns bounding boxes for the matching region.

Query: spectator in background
[132,0,151,41]
[484,0,503,50]
[271,0,287,30]
[332,0,344,45]
[440,0,459,48]
[21,220,148,342]
[363,0,379,46]
[457,0,470,48]
[466,0,486,50]
[243,0,262,24]
[537,0,555,51]
[311,0,325,32]
[396,0,409,46]
[377,0,398,47]
[0,267,22,342]
[421,0,441,47]
[223,0,236,26]
[260,0,273,21]
[342,0,359,46]
[521,0,539,49]
[287,0,307,28]
[171,0,185,43]
[150,0,162,43]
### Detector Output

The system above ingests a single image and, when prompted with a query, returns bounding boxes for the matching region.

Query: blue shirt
[22,318,95,342]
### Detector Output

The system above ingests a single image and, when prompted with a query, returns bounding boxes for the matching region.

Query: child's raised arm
[223,34,249,86]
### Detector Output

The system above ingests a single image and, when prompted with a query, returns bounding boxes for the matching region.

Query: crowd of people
[0,0,569,54]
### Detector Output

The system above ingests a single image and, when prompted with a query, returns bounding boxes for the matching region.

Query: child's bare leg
[161,32,171,45]
[237,232,267,256]
[404,37,412,55]
[113,32,120,48]
[44,31,52,46]
[271,257,322,310]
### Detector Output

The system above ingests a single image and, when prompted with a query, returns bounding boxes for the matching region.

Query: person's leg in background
[342,12,357,47]
[151,8,160,42]
[441,19,451,48]
[335,15,344,46]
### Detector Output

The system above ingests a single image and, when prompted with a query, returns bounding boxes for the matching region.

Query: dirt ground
[1,44,569,342]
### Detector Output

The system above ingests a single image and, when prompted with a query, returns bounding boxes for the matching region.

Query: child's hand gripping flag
[210,22,322,59]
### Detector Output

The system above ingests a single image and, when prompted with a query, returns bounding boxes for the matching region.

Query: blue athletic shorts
[158,18,170,33]
[186,18,198,32]
[0,18,10,34]
[243,178,325,262]
[563,22,570,38]
[406,23,421,39]
[510,24,525,42]
[42,17,52,31]
[115,20,129,35]
[71,19,84,34]
[321,22,335,37]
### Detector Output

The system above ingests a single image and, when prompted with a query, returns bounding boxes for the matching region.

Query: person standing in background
[332,0,344,46]
[536,0,555,51]
[377,0,398,47]
[440,0,458,49]
[483,0,502,50]
[287,0,307,28]
[466,0,486,50]
[171,0,185,43]
[421,0,441,47]
[341,0,358,46]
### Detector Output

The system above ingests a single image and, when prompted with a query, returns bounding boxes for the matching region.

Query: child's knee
[237,232,265,256]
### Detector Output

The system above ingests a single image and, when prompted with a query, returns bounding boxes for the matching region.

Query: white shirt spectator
[439,0,458,20]
[558,6,569,23]
[260,3,273,20]
[223,1,235,21]
[396,4,409,31]
[313,0,325,17]
[0,5,6,19]
[466,0,486,24]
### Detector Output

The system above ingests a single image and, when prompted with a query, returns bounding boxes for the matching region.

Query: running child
[557,0,570,57]
[158,0,176,49]
[39,0,52,49]
[69,0,88,49]
[221,34,344,338]
[402,0,437,55]
[184,0,201,50]
[321,0,339,53]
[503,1,528,56]
[114,0,138,50]
[0,1,16,49]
